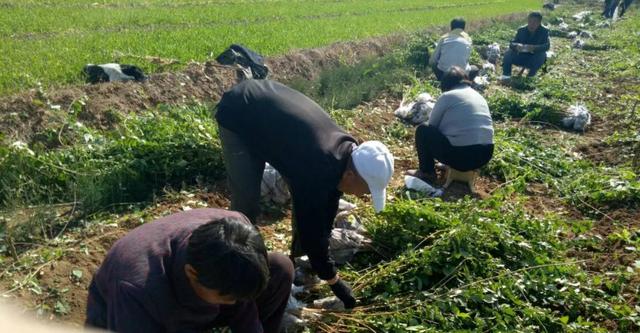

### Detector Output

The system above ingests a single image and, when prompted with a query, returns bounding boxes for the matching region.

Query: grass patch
[0,0,542,95]
[0,104,224,213]
[326,197,640,332]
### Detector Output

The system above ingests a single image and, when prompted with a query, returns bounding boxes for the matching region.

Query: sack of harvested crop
[261,163,290,204]
[562,103,591,131]
[486,43,501,64]
[329,228,371,264]
[215,44,269,79]
[572,11,592,22]
[394,93,436,125]
[481,62,496,75]
[334,199,366,233]
[312,296,345,310]
[558,22,570,31]
[472,75,491,92]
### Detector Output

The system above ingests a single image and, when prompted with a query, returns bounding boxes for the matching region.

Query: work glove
[329,279,356,309]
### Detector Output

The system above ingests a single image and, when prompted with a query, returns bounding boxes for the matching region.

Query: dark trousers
[86,253,293,333]
[502,49,546,77]
[415,124,494,175]
[603,0,621,17]
[219,126,304,259]
[219,126,265,224]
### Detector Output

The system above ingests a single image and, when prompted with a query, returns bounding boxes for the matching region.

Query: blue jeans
[502,49,547,77]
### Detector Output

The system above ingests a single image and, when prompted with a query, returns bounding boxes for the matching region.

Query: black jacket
[216,80,356,279]
[509,25,551,53]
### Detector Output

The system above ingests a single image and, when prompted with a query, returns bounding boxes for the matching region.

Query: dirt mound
[267,36,403,82]
[0,13,523,145]
[0,62,239,143]
[0,36,404,145]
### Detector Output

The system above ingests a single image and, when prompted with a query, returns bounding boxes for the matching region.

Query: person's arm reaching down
[292,189,356,308]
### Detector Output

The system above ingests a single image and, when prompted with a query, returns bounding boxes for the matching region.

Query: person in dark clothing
[407,67,494,183]
[501,12,550,79]
[215,79,394,309]
[603,0,621,18]
[85,208,293,333]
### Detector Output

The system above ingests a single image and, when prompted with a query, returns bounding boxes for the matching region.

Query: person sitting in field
[429,18,474,81]
[85,208,293,333]
[500,12,550,80]
[407,67,494,184]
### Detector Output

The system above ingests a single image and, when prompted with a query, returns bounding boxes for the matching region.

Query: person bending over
[86,208,293,333]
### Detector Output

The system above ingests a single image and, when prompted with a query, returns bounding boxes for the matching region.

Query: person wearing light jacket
[407,67,494,184]
[430,17,473,81]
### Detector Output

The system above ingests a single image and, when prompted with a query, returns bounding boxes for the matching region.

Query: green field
[0,0,541,95]
[1,3,639,331]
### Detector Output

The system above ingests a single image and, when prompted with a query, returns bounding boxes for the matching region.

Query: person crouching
[407,67,494,184]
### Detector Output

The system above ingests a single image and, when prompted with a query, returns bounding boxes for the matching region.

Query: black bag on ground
[83,63,147,84]
[215,44,269,79]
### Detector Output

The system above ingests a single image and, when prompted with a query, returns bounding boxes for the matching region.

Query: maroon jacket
[86,209,262,333]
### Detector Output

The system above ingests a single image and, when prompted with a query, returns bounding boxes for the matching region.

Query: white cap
[351,141,394,213]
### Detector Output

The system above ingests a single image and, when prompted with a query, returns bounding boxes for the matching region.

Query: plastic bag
[329,228,371,264]
[404,175,444,197]
[312,296,345,310]
[261,163,290,204]
[572,11,592,22]
[562,103,591,131]
[394,93,436,125]
[486,43,501,64]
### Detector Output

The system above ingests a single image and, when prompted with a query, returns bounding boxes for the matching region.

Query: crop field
[0,0,542,95]
[1,1,640,332]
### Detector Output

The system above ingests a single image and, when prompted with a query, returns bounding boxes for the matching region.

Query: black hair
[441,66,472,92]
[528,11,543,22]
[450,17,466,30]
[186,217,269,300]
